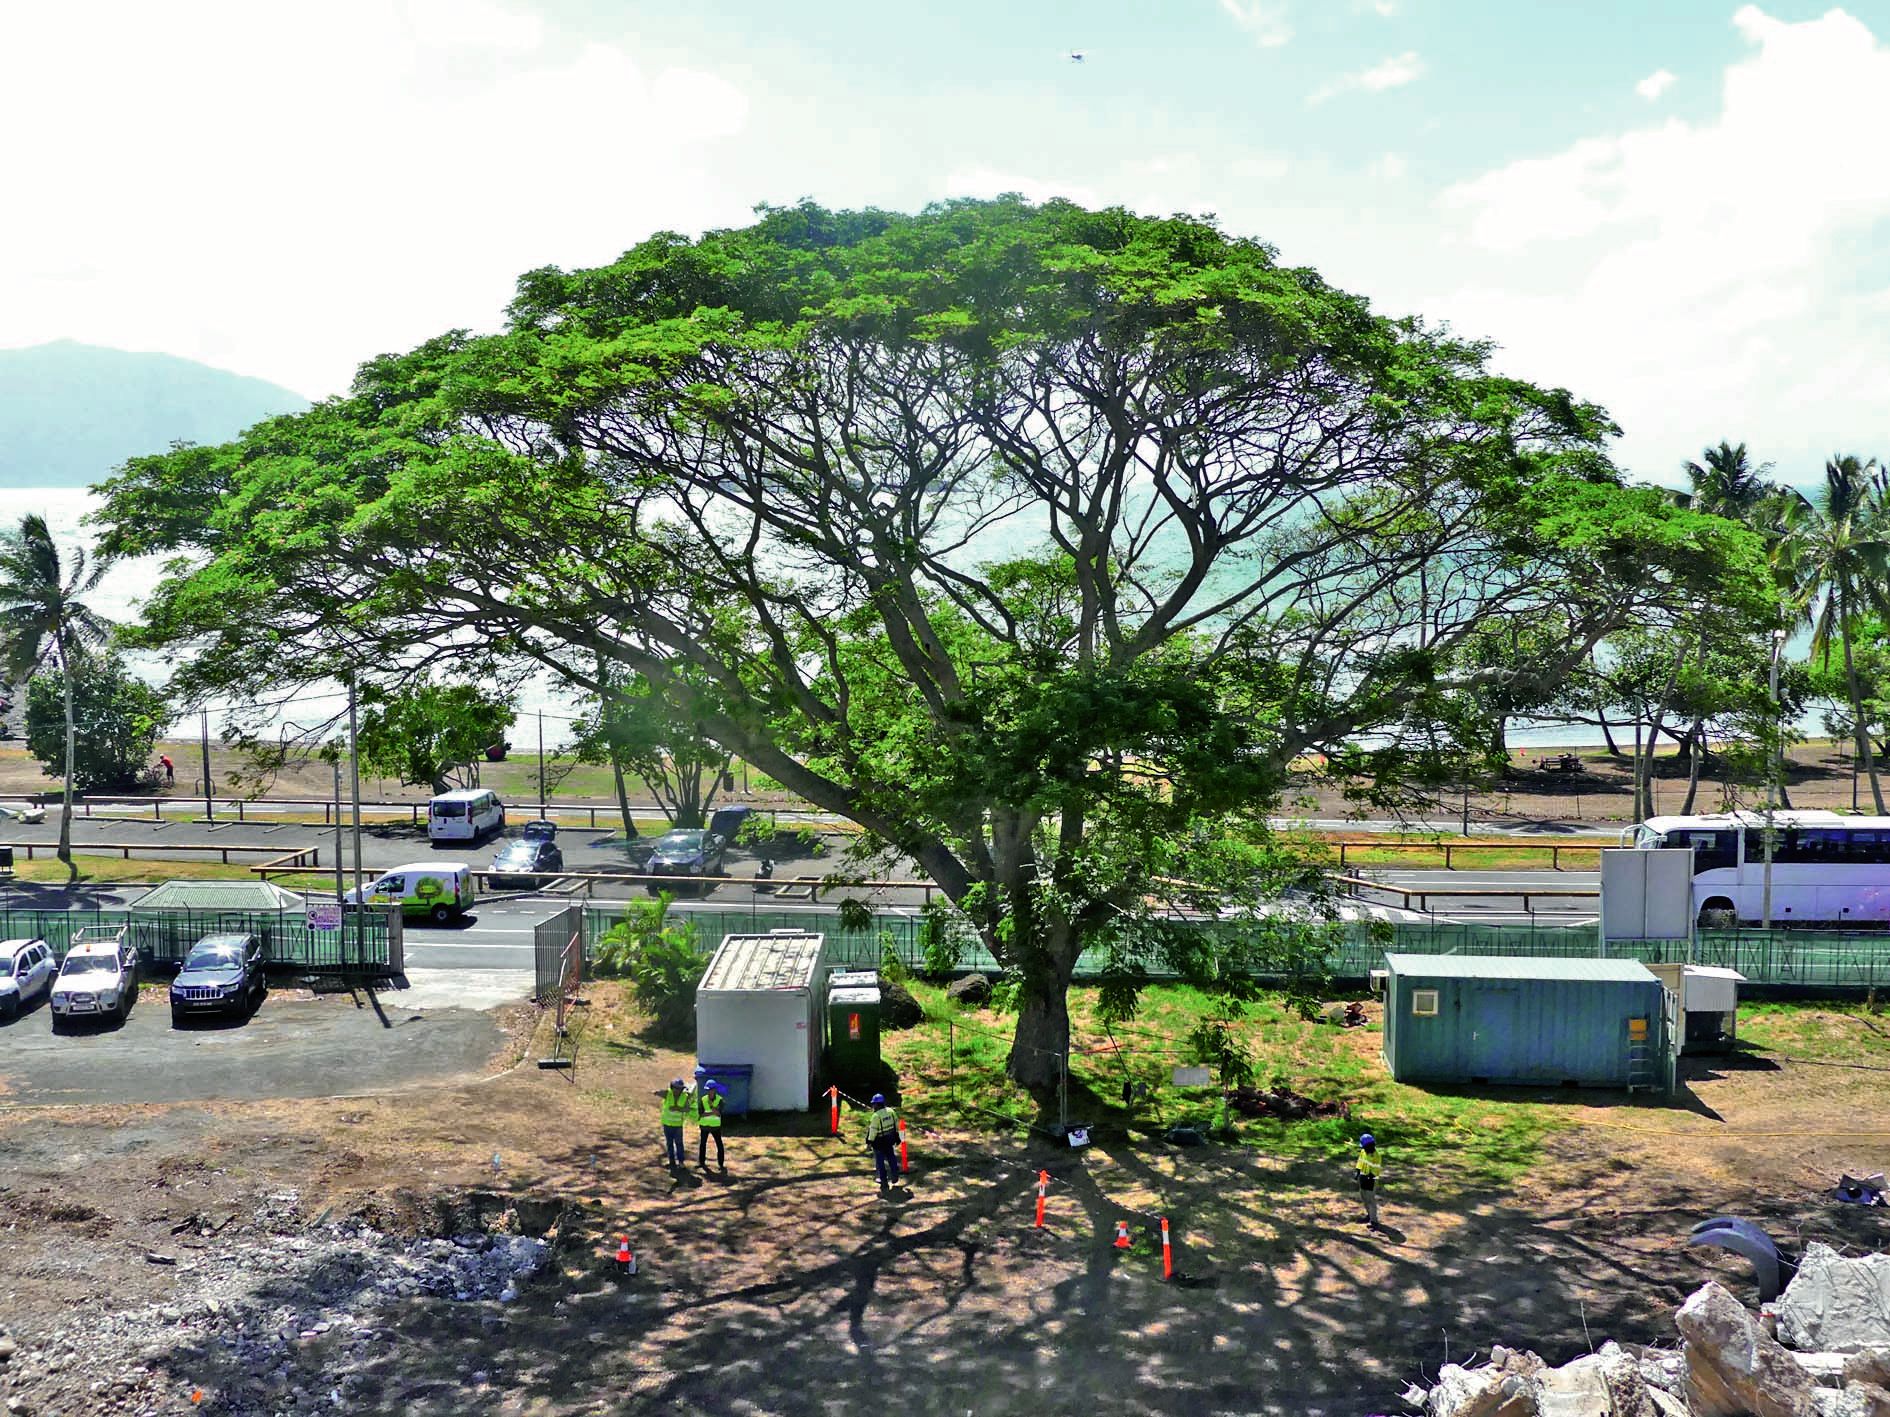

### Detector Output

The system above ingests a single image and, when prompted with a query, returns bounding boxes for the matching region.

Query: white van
[346,863,475,923]
[428,788,504,843]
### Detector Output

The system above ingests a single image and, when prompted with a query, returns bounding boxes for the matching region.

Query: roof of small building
[700,931,825,992]
[132,880,307,913]
[1384,953,1660,984]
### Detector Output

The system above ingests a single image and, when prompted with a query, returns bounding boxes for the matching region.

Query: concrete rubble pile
[1408,1243,1890,1417]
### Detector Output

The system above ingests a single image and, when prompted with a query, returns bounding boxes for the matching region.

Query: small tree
[592,895,708,1040]
[570,669,731,829]
[356,683,514,795]
[24,656,169,794]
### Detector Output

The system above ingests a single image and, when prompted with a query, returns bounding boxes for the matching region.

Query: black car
[645,829,726,894]
[489,835,565,889]
[170,933,266,1026]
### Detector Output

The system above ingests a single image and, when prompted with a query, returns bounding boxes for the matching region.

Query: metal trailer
[1382,953,1675,1093]
[695,929,828,1112]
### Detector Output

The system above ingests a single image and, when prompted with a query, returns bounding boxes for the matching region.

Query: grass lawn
[1735,999,1890,1064]
[1318,833,1614,871]
[883,980,1564,1196]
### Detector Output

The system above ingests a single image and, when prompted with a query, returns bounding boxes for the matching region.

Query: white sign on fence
[308,903,342,932]
[1171,1065,1212,1087]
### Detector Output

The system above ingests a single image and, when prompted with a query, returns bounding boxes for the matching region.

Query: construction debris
[1403,1273,1890,1417]
[1777,1245,1890,1353]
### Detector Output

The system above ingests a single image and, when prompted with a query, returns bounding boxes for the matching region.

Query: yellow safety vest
[660,1087,690,1126]
[1355,1151,1381,1180]
[865,1107,899,1143]
[697,1091,723,1128]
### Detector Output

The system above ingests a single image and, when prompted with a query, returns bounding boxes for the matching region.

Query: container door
[1463,987,1521,1081]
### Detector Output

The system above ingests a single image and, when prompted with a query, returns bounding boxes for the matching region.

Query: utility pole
[348,675,366,964]
[200,709,214,822]
[538,710,546,820]
[1762,629,1785,930]
[332,752,343,905]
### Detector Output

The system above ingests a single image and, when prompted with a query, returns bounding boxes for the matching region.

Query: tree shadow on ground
[135,1101,1890,1417]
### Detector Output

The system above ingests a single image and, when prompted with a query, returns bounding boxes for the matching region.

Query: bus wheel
[1698,902,1736,930]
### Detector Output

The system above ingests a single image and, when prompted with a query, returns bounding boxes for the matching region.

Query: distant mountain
[0,341,308,490]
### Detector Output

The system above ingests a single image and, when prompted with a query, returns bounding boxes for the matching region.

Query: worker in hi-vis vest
[658,1077,691,1168]
[1355,1133,1382,1228]
[864,1093,901,1191]
[695,1078,726,1172]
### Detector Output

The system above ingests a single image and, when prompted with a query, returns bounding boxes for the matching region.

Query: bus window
[1679,830,1736,871]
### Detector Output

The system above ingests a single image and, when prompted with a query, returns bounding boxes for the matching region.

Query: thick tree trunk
[612,756,635,839]
[59,641,76,882]
[1597,706,1623,759]
[1007,945,1078,1090]
[1680,724,1705,814]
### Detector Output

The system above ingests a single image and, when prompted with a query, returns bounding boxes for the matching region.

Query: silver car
[0,938,54,1021]
[49,941,137,1031]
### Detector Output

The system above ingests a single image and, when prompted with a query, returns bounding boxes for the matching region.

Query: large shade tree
[0,514,115,880]
[95,199,1767,1083]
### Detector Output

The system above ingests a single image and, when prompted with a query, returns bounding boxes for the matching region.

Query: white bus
[1627,810,1890,927]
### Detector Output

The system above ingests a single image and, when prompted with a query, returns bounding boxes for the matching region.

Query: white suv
[0,938,53,1021]
[49,936,139,1030]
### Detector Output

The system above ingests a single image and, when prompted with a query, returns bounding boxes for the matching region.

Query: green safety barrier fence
[0,907,395,973]
[582,903,1890,993]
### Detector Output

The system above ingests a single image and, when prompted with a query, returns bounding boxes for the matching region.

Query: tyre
[1,998,16,1024]
[1698,901,1737,930]
[430,903,453,925]
[172,1008,186,1028]
[50,1013,65,1035]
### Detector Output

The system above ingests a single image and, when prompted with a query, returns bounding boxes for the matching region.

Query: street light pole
[538,710,546,820]
[200,708,214,823]
[348,675,366,963]
[1762,629,1786,930]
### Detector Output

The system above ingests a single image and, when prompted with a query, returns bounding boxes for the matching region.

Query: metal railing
[1330,839,1608,871]
[0,840,319,866]
[1335,873,1599,913]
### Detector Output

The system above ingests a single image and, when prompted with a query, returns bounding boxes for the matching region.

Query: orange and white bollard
[1113,1220,1131,1249]
[1160,1216,1173,1281]
[898,1118,909,1174]
[1034,1170,1049,1229]
[829,1086,840,1137]
[615,1235,636,1277]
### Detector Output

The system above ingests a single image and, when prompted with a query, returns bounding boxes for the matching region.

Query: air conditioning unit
[1369,968,1388,997]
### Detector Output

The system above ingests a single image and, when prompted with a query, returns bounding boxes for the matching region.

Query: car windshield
[496,844,531,860]
[656,832,704,851]
[60,955,116,976]
[184,944,242,969]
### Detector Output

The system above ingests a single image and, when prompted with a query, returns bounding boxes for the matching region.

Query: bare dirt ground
[6,991,1890,1416]
[1294,739,1876,828]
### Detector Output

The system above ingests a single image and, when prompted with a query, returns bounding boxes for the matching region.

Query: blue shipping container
[1382,954,1671,1092]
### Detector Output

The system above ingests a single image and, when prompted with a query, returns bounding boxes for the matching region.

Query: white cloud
[1429,6,1890,482]
[1218,0,1292,48]
[1308,50,1424,104]
[1369,153,1408,180]
[1635,68,1678,100]
[0,1,753,398]
[1367,0,1400,14]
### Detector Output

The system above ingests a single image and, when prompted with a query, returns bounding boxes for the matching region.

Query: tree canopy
[94,197,1770,1083]
[24,654,169,794]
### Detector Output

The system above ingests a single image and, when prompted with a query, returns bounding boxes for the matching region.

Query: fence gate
[534,905,585,1010]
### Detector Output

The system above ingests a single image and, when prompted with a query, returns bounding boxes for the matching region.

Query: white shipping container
[695,931,827,1112]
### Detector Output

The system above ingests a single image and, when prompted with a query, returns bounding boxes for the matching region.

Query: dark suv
[170,933,267,1026]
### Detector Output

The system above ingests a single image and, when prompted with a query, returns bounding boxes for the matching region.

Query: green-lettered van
[347,863,475,924]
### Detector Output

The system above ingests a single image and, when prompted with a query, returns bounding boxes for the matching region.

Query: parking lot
[0,987,505,1106]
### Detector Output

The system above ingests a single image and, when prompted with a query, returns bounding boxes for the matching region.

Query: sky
[4,0,1890,488]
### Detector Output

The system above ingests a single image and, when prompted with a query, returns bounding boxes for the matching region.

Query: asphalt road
[0,988,502,1106]
[1351,868,1601,922]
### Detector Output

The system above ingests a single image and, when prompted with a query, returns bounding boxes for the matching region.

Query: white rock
[1779,1245,1890,1354]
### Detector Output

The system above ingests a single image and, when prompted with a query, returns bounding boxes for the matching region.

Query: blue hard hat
[671,1077,685,1089]
[1359,1133,1375,1149]
[870,1093,886,1106]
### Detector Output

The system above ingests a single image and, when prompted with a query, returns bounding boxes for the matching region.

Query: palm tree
[1780,456,1890,813]
[1678,441,1779,521]
[0,514,114,881]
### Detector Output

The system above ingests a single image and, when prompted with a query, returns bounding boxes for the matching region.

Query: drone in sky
[1069,50,1086,63]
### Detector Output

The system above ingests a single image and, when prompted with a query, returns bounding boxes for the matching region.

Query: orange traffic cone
[1113,1220,1131,1249]
[615,1235,636,1276]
